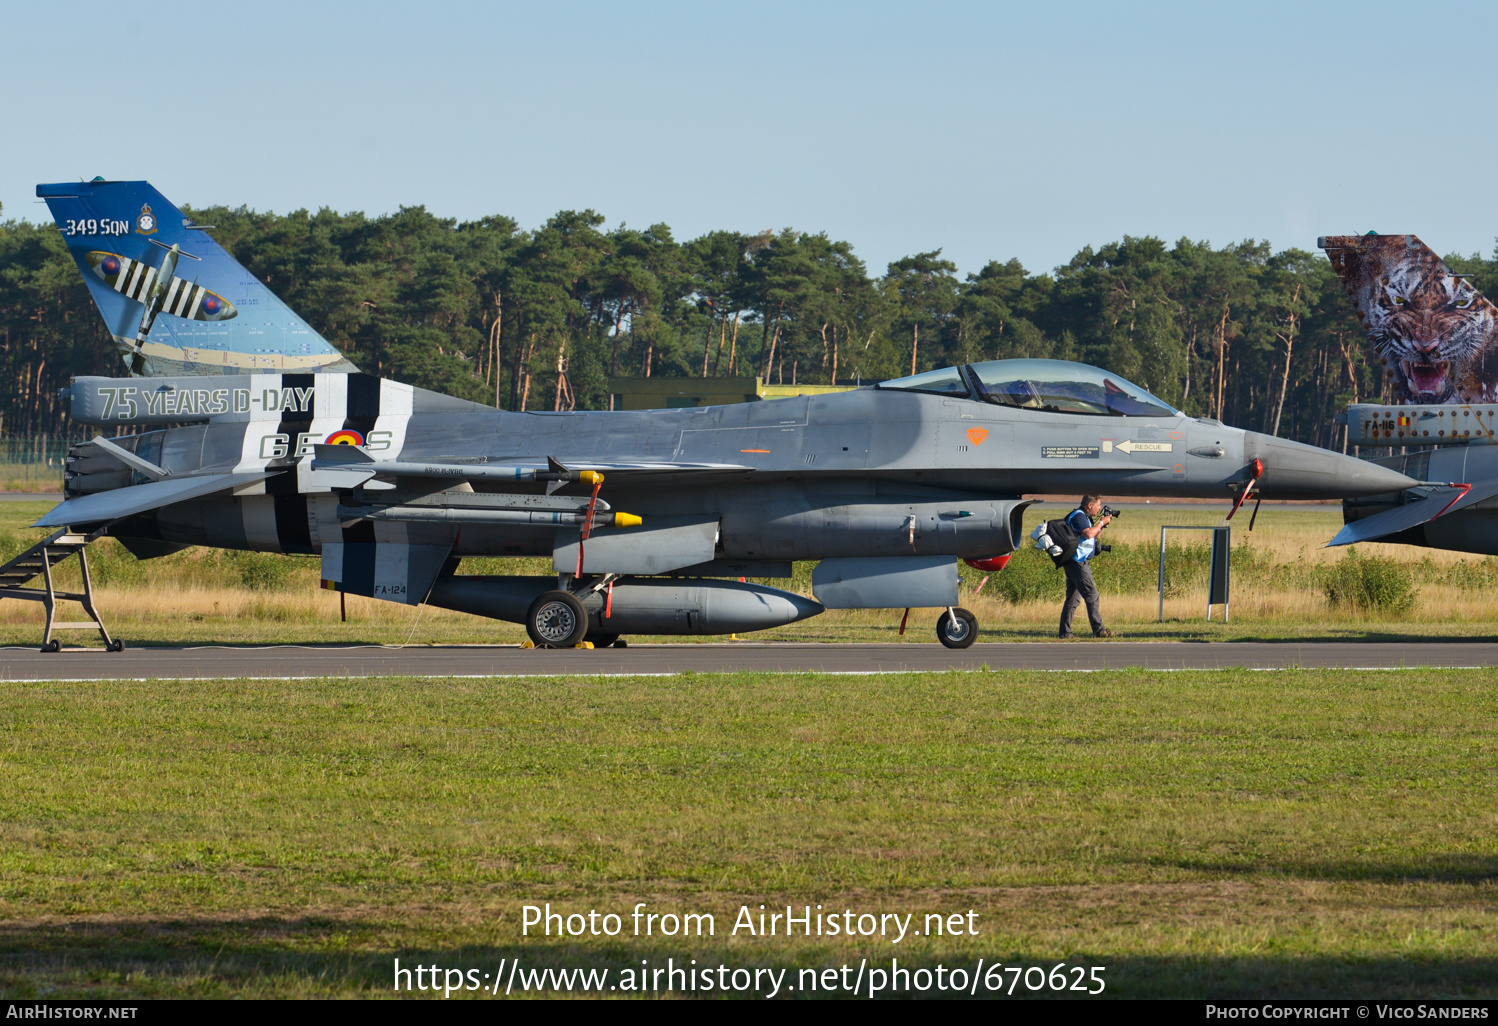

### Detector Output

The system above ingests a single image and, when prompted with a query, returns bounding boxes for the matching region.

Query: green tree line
[7,200,1495,447]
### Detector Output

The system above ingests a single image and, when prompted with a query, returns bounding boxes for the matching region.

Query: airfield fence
[0,438,79,492]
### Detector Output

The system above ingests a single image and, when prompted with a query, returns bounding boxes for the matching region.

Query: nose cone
[1244,432,1419,499]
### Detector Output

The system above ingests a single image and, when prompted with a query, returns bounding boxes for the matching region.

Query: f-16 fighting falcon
[28,180,1418,649]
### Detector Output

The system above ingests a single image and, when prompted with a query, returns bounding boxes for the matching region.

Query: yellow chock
[573,641,594,649]
[729,633,740,641]
[520,640,536,649]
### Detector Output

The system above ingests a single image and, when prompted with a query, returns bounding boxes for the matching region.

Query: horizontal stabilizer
[34,471,278,528]
[1328,480,1498,546]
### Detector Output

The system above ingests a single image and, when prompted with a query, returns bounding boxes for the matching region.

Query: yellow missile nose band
[613,512,642,528]
[579,470,604,485]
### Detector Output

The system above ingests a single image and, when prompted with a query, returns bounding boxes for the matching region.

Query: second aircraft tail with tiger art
[1320,233,1498,404]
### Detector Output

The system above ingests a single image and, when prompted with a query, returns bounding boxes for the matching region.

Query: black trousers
[1060,560,1104,636]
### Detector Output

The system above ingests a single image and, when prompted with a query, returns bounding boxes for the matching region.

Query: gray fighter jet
[31,180,1418,648]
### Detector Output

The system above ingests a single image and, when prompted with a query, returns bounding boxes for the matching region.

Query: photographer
[1059,495,1118,639]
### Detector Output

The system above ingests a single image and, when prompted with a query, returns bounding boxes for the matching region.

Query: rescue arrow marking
[1114,440,1173,454]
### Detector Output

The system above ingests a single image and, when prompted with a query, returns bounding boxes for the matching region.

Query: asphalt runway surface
[3,640,1495,680]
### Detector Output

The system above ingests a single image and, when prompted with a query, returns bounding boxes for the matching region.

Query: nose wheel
[937,607,978,649]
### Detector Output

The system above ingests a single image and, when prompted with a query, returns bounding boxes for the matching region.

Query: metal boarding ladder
[0,527,122,652]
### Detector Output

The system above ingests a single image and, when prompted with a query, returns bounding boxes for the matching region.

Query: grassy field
[6,499,1498,647]
[0,468,63,495]
[0,669,1493,998]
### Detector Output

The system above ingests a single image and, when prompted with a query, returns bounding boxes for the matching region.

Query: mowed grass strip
[0,669,1494,998]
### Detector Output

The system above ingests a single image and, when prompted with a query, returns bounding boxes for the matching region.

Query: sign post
[1158,525,1231,622]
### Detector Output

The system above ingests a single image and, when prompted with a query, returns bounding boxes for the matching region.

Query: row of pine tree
[6,202,1495,447]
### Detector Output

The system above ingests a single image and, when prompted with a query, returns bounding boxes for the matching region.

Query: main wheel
[526,590,588,648]
[936,607,979,649]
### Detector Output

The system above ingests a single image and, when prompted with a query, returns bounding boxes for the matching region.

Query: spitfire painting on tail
[86,246,238,336]
[40,179,355,376]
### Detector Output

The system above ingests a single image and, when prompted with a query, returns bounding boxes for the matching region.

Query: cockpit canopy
[878,359,1178,417]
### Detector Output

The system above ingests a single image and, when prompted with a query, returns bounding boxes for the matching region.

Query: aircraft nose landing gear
[936,607,978,649]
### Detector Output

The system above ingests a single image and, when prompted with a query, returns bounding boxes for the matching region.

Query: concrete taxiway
[2,641,1495,680]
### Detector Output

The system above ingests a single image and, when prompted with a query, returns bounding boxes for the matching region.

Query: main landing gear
[523,592,631,648]
[936,607,979,649]
[525,590,588,648]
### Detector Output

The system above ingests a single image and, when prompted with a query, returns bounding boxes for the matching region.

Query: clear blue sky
[5,0,1495,277]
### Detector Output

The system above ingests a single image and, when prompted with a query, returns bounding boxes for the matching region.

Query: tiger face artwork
[1320,234,1498,403]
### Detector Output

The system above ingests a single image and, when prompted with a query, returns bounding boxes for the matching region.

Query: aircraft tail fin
[36,179,357,378]
[1318,233,1498,404]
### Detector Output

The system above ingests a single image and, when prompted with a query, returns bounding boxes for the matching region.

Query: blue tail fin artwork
[36,178,357,377]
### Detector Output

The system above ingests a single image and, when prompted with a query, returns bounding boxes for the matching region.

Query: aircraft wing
[1327,479,1498,546]
[33,471,279,528]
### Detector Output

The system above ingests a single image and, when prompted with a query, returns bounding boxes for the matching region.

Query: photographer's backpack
[1031,512,1083,568]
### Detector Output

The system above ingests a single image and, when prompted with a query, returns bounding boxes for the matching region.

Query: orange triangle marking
[966,427,989,445]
